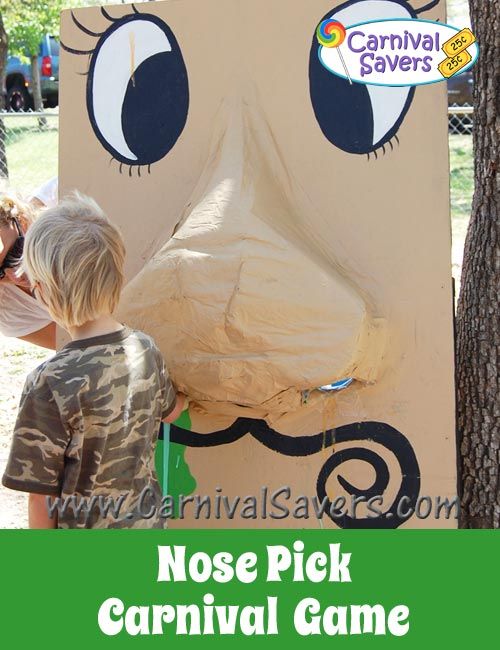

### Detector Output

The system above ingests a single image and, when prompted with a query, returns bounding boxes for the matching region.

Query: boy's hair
[23,192,125,329]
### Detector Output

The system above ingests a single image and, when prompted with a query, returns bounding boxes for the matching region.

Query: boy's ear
[33,282,49,308]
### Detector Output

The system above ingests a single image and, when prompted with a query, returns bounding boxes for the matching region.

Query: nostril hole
[319,378,354,392]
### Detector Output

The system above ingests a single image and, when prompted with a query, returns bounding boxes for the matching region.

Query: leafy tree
[2,0,67,115]
[457,0,500,528]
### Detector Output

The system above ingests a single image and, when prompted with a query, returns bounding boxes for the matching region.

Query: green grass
[3,114,58,196]
[449,134,474,250]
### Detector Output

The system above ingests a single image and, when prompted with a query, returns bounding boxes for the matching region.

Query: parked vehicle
[5,35,59,111]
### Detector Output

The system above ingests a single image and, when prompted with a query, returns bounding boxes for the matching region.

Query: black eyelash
[101,7,120,22]
[60,41,95,56]
[61,8,142,70]
[366,135,399,161]
[71,11,105,37]
[414,0,441,14]
[112,158,149,177]
[73,53,92,76]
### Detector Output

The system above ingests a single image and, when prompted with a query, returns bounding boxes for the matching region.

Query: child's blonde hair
[23,192,125,329]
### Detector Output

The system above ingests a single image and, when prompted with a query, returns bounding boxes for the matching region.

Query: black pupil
[121,50,189,166]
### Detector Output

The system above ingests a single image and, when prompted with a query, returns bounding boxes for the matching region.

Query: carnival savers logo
[317,18,478,86]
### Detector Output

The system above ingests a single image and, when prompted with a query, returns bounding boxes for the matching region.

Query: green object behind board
[155,411,197,517]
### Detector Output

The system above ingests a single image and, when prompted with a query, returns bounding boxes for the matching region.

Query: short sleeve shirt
[29,176,58,208]
[2,327,176,529]
[0,283,52,337]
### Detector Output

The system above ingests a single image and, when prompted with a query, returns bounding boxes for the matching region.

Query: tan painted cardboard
[59,0,456,528]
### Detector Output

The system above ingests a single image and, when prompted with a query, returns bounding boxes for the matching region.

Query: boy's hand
[163,393,188,424]
[28,493,57,529]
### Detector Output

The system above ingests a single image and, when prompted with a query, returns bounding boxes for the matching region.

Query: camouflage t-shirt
[2,327,176,529]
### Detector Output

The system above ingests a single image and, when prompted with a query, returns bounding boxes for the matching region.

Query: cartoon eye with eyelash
[63,6,189,174]
[309,0,442,159]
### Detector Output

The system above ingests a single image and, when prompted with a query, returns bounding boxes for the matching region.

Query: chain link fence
[0,110,59,197]
[448,103,473,135]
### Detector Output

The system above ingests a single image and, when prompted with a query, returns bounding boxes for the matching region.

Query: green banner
[0,530,497,647]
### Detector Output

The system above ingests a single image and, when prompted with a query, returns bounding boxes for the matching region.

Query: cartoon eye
[309,0,441,157]
[64,9,189,171]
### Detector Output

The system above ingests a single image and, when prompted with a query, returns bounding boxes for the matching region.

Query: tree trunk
[457,0,500,528]
[30,54,46,129]
[0,12,8,180]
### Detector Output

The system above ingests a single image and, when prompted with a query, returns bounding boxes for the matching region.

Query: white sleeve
[0,285,52,337]
[29,177,58,209]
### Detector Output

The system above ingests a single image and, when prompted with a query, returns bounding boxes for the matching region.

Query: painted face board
[59,0,455,528]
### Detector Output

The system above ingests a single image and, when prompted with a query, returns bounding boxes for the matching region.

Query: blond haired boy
[2,193,184,528]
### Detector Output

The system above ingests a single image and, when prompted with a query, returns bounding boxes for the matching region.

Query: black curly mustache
[170,418,420,529]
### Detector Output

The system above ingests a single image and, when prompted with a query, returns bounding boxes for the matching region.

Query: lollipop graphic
[316,19,352,85]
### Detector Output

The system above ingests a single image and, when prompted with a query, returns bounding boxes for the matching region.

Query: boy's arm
[155,347,188,423]
[163,393,187,423]
[19,322,56,350]
[29,494,57,529]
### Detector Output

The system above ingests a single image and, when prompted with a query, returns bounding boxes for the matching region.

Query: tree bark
[0,12,8,179]
[457,0,500,528]
[30,54,46,129]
